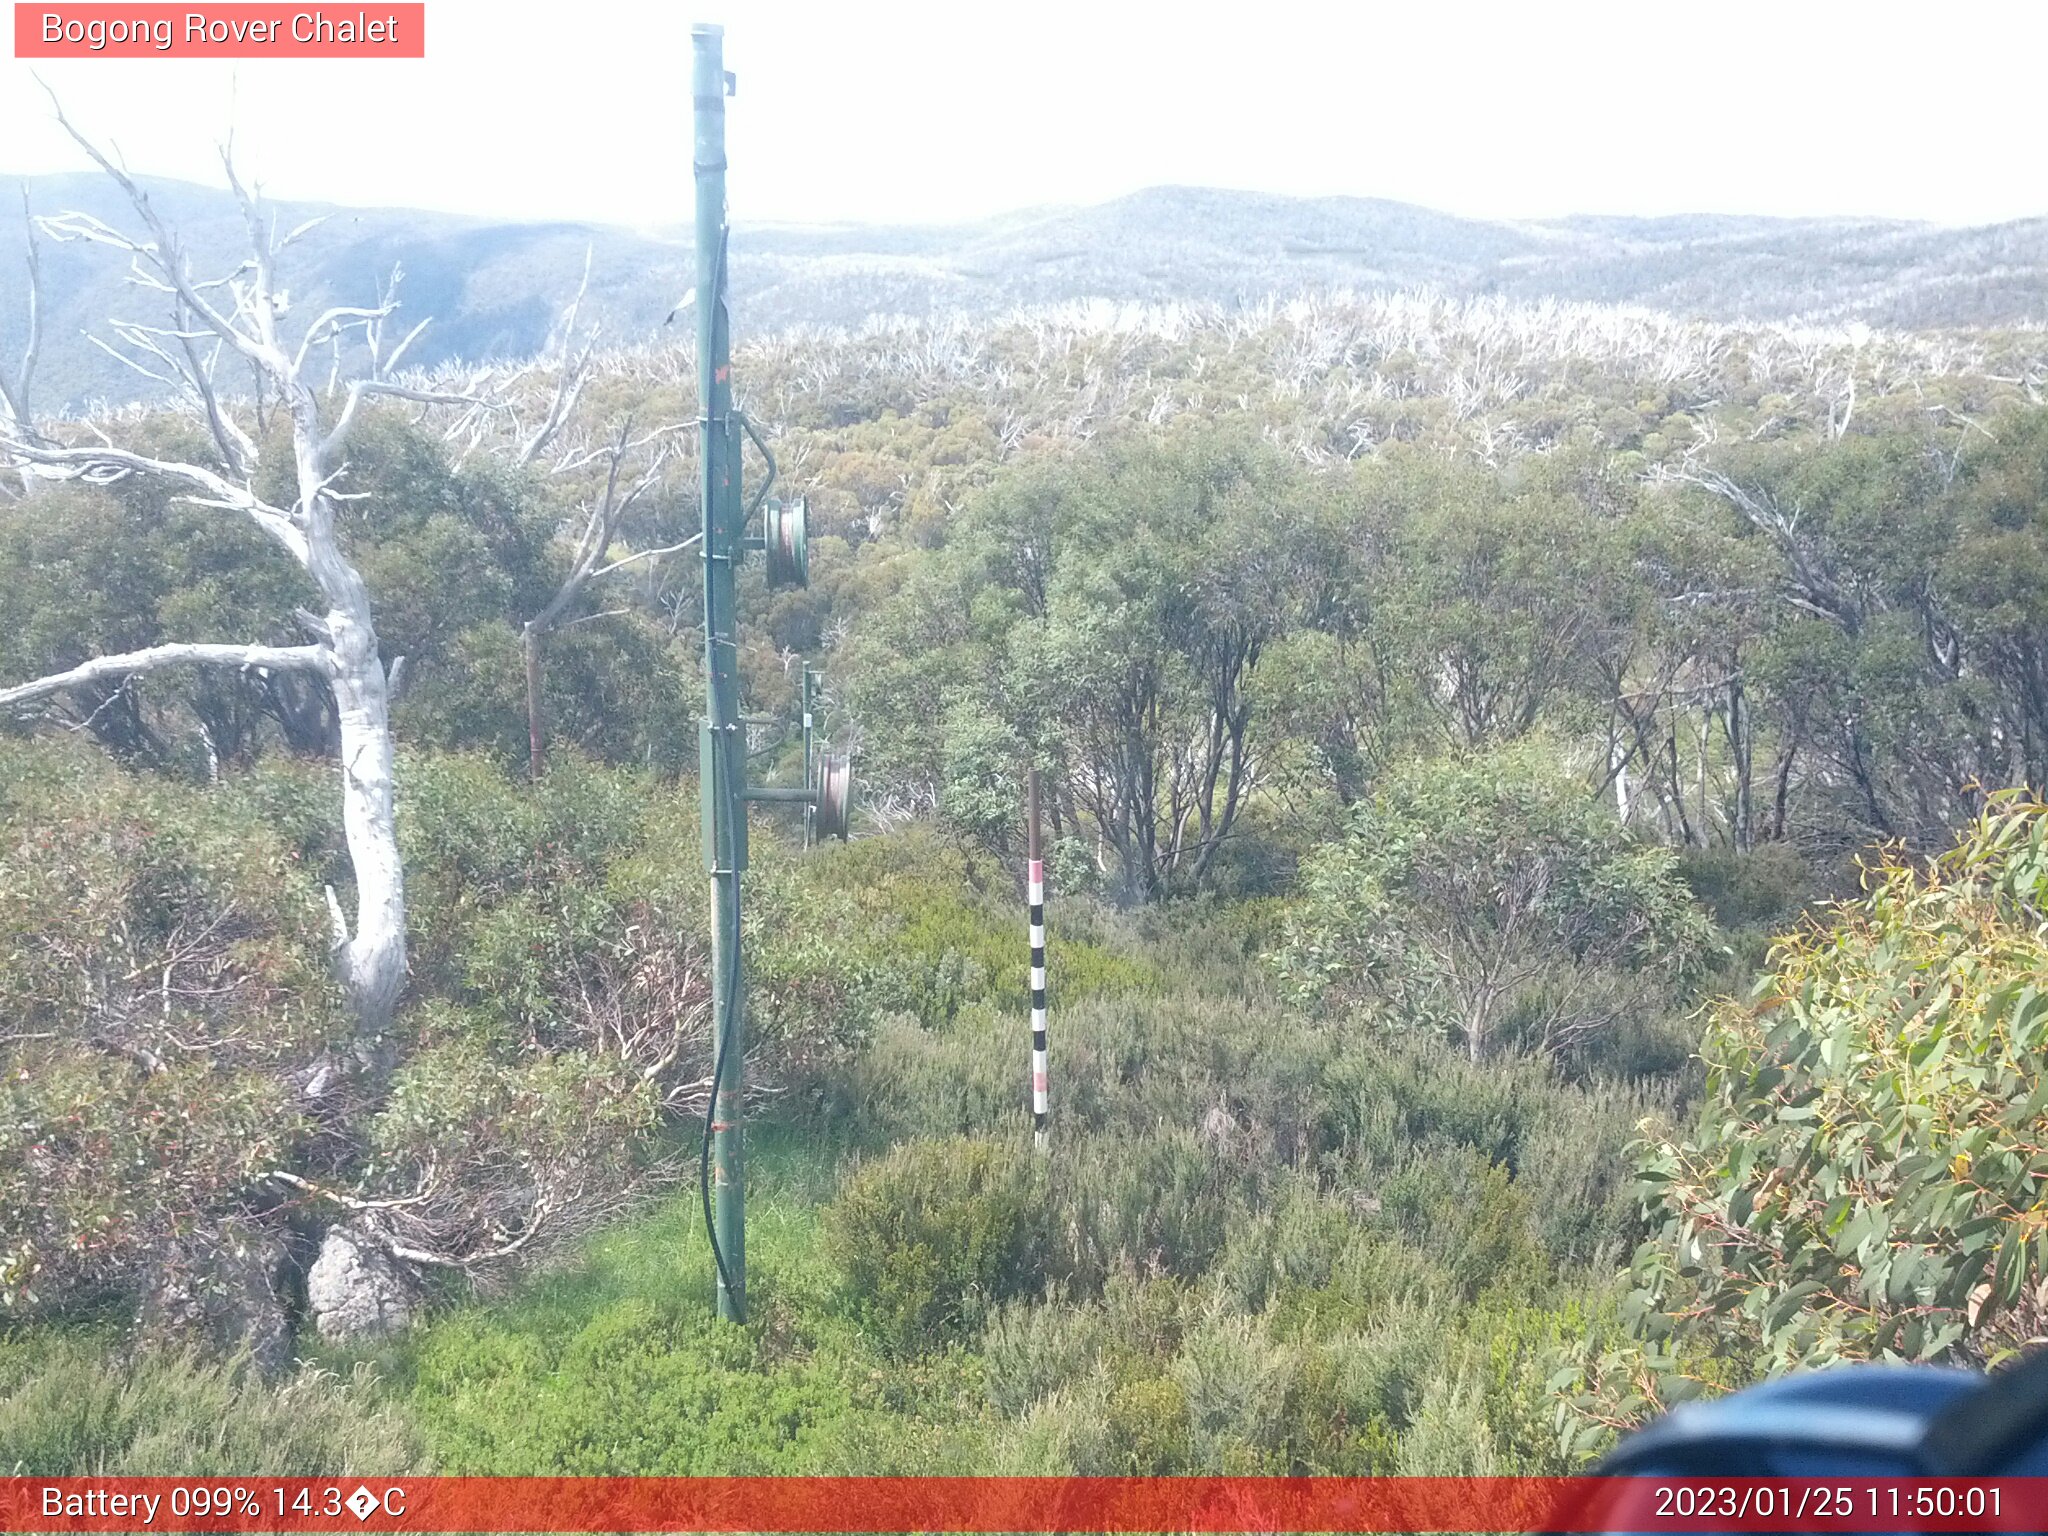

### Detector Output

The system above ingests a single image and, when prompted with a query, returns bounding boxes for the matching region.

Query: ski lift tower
[692,21,852,1323]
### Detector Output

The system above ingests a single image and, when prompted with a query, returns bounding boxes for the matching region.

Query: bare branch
[528,422,678,632]
[266,1169,435,1212]
[322,377,495,461]
[277,214,327,251]
[4,435,302,552]
[174,316,261,477]
[585,530,701,582]
[0,640,329,711]
[380,314,433,377]
[85,330,181,391]
[293,302,396,377]
[517,247,597,465]
[40,86,277,375]
[0,184,41,436]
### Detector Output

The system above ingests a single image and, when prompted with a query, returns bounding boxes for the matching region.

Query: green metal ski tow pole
[688,23,840,1324]
[693,20,746,1324]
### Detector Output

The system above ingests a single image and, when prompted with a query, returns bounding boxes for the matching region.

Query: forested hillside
[11,172,2048,408]
[9,162,2048,1476]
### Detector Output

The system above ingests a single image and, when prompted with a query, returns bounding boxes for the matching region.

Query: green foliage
[1677,842,1817,935]
[849,428,1331,901]
[1274,739,1713,1062]
[381,1163,989,1475]
[1627,795,2048,1380]
[769,827,1154,1036]
[0,739,340,1315]
[0,414,696,778]
[0,1329,420,1475]
[1370,455,1632,749]
[0,468,312,768]
[1045,1131,1239,1293]
[0,721,1691,1479]
[827,1137,1049,1353]
[410,1296,869,1474]
[43,274,2048,1480]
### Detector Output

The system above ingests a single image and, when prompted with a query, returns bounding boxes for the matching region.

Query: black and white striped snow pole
[1027,767,1048,1150]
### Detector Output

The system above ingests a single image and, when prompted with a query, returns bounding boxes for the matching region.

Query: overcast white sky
[3,0,2043,230]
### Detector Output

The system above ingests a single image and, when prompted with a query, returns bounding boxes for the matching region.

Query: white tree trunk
[1611,735,1633,825]
[331,620,406,1037]
[0,105,497,1053]
[293,363,410,1040]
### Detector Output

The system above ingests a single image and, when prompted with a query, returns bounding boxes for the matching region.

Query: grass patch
[325,1124,993,1474]
[0,1328,419,1475]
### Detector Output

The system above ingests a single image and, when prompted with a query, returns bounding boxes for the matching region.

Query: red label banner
[3,1476,2047,1532]
[13,5,425,57]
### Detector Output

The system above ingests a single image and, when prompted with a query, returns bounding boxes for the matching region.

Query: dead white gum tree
[498,258,694,778]
[0,187,44,498]
[519,416,692,777]
[0,107,492,1054]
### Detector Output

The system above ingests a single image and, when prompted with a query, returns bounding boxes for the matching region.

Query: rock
[306,1223,418,1341]
[137,1219,294,1378]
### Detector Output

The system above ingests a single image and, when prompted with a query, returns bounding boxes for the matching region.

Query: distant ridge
[4,175,2045,408]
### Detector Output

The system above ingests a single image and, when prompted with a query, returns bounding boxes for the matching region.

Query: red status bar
[5,1476,2047,1532]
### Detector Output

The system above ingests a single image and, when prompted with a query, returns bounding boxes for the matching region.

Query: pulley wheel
[814,750,852,841]
[764,496,809,589]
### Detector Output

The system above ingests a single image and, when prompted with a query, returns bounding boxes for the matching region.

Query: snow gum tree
[0,109,492,1054]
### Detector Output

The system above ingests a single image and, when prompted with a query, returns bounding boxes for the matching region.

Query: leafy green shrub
[410,1298,862,1474]
[0,740,340,1316]
[398,617,698,777]
[364,1044,664,1268]
[216,754,347,881]
[1513,1078,1663,1269]
[1630,795,2048,1376]
[839,1010,1036,1143]
[1273,740,1713,1062]
[1393,1373,1502,1474]
[1312,1038,1666,1271]
[994,1382,1119,1474]
[1102,1375,1190,1474]
[827,1136,1049,1353]
[1264,1341,1385,1474]
[1173,1313,1290,1472]
[1207,1180,1355,1313]
[1676,842,1815,935]
[1318,1040,1556,1170]
[794,829,1156,1030]
[400,749,659,990]
[1677,841,1822,976]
